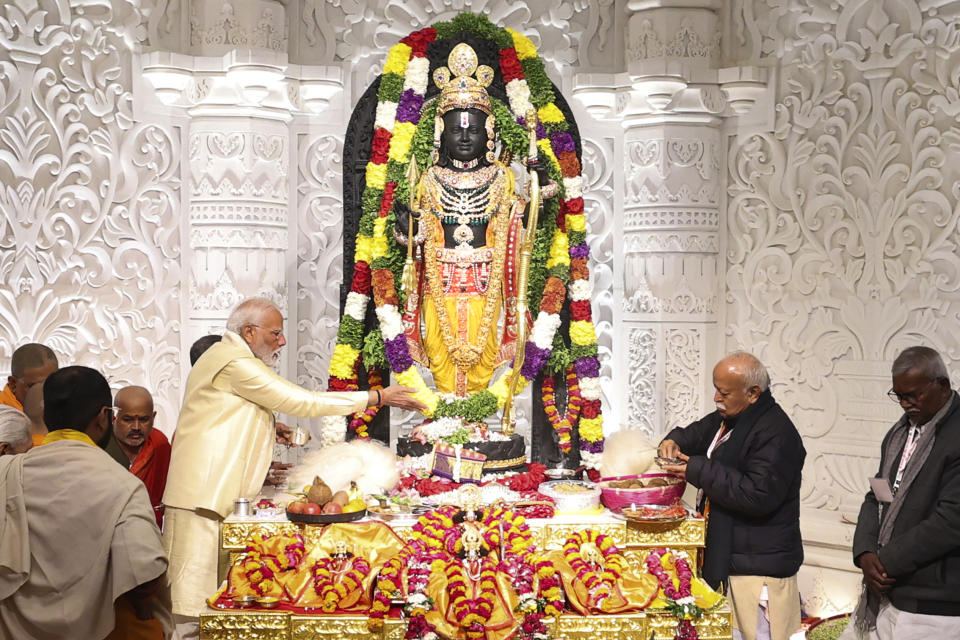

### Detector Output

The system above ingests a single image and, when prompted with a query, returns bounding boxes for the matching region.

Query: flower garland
[238,533,306,598]
[541,366,582,453]
[324,12,605,470]
[312,554,371,612]
[348,367,383,439]
[562,530,626,611]
[645,548,702,640]
[446,555,498,639]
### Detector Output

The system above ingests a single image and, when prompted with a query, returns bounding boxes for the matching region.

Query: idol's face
[442,109,488,163]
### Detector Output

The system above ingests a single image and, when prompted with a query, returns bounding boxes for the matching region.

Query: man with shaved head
[1,343,58,411]
[107,386,171,527]
[658,351,805,640]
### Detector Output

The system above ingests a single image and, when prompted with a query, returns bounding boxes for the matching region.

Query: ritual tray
[284,508,367,524]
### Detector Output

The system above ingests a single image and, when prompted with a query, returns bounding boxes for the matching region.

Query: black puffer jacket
[664,390,805,585]
[852,392,960,616]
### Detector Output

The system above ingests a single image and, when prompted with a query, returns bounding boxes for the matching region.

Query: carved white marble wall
[0,0,183,432]
[723,0,960,615]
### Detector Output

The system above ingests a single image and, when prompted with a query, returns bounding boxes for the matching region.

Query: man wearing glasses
[844,346,960,639]
[162,297,426,638]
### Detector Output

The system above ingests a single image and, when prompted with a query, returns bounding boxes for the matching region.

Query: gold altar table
[202,514,732,640]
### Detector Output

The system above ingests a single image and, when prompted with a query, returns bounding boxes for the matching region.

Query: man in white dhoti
[0,366,172,639]
[163,297,425,638]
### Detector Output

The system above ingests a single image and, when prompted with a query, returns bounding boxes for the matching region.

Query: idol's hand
[394,202,411,236]
[527,156,551,188]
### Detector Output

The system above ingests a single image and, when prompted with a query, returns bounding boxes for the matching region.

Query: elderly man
[106,386,171,527]
[842,347,960,640]
[0,406,32,456]
[658,351,805,640]
[163,297,426,637]
[0,366,171,639]
[1,343,58,411]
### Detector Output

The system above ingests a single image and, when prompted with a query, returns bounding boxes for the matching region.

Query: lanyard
[698,422,732,516]
[706,421,731,459]
[893,425,922,494]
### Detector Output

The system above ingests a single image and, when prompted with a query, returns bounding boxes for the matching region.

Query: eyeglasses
[248,324,284,339]
[887,380,936,404]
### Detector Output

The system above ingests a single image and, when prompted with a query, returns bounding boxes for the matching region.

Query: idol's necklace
[451,157,480,169]
[438,181,493,246]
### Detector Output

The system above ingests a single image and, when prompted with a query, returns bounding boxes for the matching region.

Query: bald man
[1,343,58,411]
[658,351,805,640]
[107,386,171,528]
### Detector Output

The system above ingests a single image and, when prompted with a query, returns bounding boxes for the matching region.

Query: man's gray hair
[0,406,32,450]
[226,297,280,334]
[892,346,950,383]
[724,351,771,392]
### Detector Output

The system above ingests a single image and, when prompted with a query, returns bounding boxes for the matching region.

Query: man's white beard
[254,347,281,368]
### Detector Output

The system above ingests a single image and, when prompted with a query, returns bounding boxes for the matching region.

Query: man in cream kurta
[163,298,424,635]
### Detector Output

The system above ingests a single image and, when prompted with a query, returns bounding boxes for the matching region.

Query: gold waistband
[482,455,527,470]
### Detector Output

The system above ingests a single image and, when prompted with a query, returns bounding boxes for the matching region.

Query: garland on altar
[240,533,306,597]
[562,529,626,611]
[312,554,371,613]
[323,12,605,470]
[645,548,702,640]
[371,505,562,639]
[446,554,498,639]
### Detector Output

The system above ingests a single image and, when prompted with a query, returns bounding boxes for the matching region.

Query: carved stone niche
[190,0,288,56]
[626,1,721,67]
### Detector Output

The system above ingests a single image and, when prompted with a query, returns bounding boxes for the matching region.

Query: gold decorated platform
[205,514,731,640]
[200,608,733,640]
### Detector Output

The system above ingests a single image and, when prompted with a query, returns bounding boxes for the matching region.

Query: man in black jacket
[842,346,960,639]
[659,351,804,640]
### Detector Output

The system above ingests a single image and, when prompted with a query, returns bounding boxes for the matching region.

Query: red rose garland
[645,548,702,640]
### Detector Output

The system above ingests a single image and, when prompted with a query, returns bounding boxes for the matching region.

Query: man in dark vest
[659,351,804,640]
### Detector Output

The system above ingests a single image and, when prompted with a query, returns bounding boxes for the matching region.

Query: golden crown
[434,43,494,116]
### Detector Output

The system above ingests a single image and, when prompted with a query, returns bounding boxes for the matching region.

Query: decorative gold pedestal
[209,515,731,640]
[200,608,733,640]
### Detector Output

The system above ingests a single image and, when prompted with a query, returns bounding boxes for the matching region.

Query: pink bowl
[598,473,685,510]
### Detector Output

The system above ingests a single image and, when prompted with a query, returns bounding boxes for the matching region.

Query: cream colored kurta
[0,440,171,639]
[162,331,368,518]
[162,331,369,616]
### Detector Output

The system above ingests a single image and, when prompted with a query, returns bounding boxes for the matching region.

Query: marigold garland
[324,12,604,470]
[562,530,626,612]
[312,554,371,613]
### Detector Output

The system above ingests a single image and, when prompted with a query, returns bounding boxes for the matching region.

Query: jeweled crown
[434,43,494,116]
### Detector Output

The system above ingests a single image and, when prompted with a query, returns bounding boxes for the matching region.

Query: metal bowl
[544,467,579,480]
[256,596,281,609]
[232,595,257,608]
